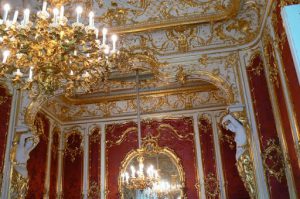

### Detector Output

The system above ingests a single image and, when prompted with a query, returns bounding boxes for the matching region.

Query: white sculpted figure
[222,114,247,160]
[14,132,38,178]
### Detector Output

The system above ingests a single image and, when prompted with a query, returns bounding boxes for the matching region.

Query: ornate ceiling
[7,0,269,122]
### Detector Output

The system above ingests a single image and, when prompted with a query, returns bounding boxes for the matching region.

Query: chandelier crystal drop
[0,1,133,96]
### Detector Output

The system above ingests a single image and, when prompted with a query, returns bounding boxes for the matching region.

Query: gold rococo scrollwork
[64,128,83,162]
[204,172,220,199]
[0,96,8,105]
[262,139,285,182]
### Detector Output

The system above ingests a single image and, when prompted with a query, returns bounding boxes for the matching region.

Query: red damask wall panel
[106,122,138,199]
[0,85,11,177]
[63,132,83,199]
[273,2,300,129]
[49,128,59,199]
[264,36,300,194]
[198,114,219,199]
[26,113,50,199]
[219,125,249,199]
[247,54,290,199]
[89,128,101,198]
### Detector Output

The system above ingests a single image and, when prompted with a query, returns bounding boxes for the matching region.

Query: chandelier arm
[136,69,142,149]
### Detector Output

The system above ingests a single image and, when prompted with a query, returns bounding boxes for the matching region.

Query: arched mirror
[119,138,186,199]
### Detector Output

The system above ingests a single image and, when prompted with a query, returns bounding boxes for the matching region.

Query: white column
[43,119,55,199]
[211,112,226,199]
[82,125,89,199]
[1,88,19,199]
[192,113,206,199]
[238,50,270,199]
[100,123,106,199]
[56,129,64,198]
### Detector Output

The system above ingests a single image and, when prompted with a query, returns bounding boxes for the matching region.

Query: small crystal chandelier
[152,179,182,198]
[121,156,160,190]
[0,1,132,96]
[120,70,160,190]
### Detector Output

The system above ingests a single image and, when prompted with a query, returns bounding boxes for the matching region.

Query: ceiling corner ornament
[262,139,285,182]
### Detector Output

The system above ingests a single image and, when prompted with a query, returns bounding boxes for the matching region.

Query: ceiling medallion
[0,1,135,96]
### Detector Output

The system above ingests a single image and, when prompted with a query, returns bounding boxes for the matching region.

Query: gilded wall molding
[262,139,285,182]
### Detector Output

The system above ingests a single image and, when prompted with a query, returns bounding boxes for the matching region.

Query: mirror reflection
[120,152,184,199]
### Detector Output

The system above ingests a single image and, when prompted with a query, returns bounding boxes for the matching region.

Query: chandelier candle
[12,11,18,24]
[60,6,64,20]
[42,1,47,12]
[102,28,107,45]
[2,50,9,63]
[76,6,83,23]
[3,4,10,23]
[23,9,30,25]
[89,11,95,28]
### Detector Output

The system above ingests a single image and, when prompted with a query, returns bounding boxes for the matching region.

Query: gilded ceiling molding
[122,0,263,55]
[43,88,226,122]
[39,0,241,33]
[63,84,217,105]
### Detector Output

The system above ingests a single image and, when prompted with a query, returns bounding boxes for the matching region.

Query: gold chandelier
[121,156,160,190]
[120,70,160,190]
[0,1,133,96]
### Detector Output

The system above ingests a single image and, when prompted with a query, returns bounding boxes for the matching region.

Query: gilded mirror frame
[118,137,186,199]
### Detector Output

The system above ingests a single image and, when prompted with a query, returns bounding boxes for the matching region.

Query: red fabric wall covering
[198,114,219,199]
[265,39,300,194]
[89,128,101,199]
[63,132,83,199]
[270,3,300,192]
[273,2,300,131]
[219,126,250,199]
[49,129,59,199]
[26,113,50,199]
[0,85,11,177]
[106,122,138,199]
[142,118,198,198]
[247,54,290,199]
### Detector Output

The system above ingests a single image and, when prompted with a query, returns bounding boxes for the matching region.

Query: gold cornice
[62,84,217,105]
[109,0,240,34]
